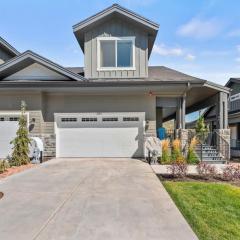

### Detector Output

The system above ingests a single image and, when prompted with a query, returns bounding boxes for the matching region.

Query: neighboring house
[0,4,230,160]
[204,78,240,158]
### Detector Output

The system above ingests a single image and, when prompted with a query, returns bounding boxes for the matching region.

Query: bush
[171,138,183,162]
[10,101,31,166]
[187,137,199,164]
[0,160,10,173]
[161,139,171,164]
[196,162,217,179]
[222,164,240,181]
[167,159,188,178]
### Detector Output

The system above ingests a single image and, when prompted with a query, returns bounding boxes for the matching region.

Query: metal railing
[215,131,230,161]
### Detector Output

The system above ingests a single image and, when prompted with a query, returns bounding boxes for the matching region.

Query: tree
[10,101,31,166]
[195,116,209,143]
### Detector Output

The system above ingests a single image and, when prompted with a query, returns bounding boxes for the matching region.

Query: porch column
[156,107,163,129]
[181,94,186,129]
[176,98,182,129]
[216,92,228,129]
[176,95,186,129]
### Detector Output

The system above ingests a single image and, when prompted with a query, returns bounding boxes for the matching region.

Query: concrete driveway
[0,158,198,240]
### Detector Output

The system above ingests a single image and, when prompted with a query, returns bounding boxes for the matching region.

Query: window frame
[97,36,136,71]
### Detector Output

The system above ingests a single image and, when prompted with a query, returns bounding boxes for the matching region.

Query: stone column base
[30,134,56,159]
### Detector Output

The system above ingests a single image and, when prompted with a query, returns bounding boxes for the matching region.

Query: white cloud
[153,44,184,56]
[177,18,222,39]
[153,43,196,62]
[185,54,196,61]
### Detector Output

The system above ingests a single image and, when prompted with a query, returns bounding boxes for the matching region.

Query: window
[123,117,139,122]
[98,37,135,70]
[0,117,4,121]
[82,118,97,122]
[9,117,19,121]
[61,118,77,122]
[102,117,118,122]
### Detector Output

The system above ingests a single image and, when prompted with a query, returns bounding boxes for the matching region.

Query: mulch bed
[0,164,35,180]
[158,174,240,187]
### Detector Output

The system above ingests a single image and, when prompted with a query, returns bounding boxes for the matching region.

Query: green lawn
[163,181,240,240]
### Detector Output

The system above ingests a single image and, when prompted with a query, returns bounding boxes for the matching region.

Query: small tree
[195,116,208,143]
[10,101,31,166]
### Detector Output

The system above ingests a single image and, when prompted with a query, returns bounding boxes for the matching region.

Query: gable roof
[225,77,240,87]
[0,37,20,57]
[0,50,85,81]
[73,4,159,56]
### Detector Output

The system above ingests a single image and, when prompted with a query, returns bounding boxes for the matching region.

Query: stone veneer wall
[215,129,230,161]
[30,134,56,159]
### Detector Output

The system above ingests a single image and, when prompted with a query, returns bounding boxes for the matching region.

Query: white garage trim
[54,112,145,158]
[0,112,29,159]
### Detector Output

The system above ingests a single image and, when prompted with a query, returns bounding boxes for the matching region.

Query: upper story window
[97,37,135,71]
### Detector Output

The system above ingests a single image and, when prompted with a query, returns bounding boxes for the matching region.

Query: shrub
[161,139,171,164]
[171,138,183,162]
[196,162,217,179]
[195,116,209,143]
[0,160,10,173]
[187,137,199,164]
[10,101,31,166]
[167,159,188,178]
[222,164,240,181]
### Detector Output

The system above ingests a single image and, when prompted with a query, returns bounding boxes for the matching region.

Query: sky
[1,0,240,86]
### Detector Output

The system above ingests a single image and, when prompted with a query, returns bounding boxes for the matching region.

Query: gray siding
[84,18,148,79]
[0,92,157,136]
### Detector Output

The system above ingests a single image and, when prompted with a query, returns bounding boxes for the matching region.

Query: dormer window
[97,37,135,71]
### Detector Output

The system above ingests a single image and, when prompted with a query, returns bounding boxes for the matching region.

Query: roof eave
[204,81,230,94]
[72,4,159,33]
[0,37,20,56]
[0,50,86,81]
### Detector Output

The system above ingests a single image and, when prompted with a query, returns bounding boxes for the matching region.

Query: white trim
[0,111,30,127]
[97,36,136,71]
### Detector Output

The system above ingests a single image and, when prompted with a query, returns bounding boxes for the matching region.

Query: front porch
[152,82,230,162]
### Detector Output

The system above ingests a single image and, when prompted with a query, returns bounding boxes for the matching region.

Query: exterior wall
[0,92,157,158]
[84,17,148,79]
[229,82,240,95]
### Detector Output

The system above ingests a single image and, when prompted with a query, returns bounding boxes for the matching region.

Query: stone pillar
[176,129,189,156]
[216,92,228,129]
[30,133,56,160]
[215,129,230,161]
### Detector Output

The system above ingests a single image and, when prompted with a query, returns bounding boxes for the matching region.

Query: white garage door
[0,116,19,159]
[55,112,145,158]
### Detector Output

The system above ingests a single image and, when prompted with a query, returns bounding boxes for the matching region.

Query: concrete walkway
[0,158,198,240]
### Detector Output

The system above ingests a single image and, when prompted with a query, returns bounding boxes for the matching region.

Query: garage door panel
[56,113,145,158]
[0,121,18,158]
